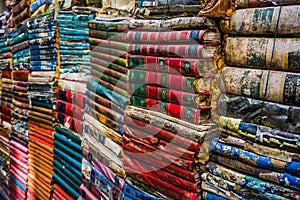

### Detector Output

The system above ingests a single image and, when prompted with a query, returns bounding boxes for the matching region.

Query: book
[218,93,300,134]
[128,54,215,76]
[130,82,211,107]
[129,17,217,30]
[225,37,300,71]
[126,29,221,44]
[222,67,300,106]
[127,43,217,58]
[235,0,300,8]
[88,20,129,32]
[229,6,300,36]
[129,69,214,93]
[130,95,211,124]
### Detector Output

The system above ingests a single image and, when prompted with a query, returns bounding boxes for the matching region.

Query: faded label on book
[252,8,274,33]
[247,39,268,67]
[283,74,300,104]
[288,51,300,69]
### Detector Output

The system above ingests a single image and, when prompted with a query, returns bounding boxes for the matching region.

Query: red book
[57,89,86,109]
[130,95,211,125]
[56,100,85,121]
[130,82,211,108]
[123,135,194,170]
[125,168,200,200]
[123,124,196,161]
[123,154,201,192]
[127,44,216,59]
[129,69,214,94]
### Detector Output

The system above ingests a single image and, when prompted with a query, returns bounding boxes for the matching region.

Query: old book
[129,82,211,107]
[126,29,221,44]
[211,139,300,176]
[124,115,200,152]
[90,45,127,58]
[89,29,128,40]
[129,17,217,30]
[127,43,217,58]
[130,95,211,124]
[89,38,128,52]
[137,0,200,6]
[88,20,129,32]
[128,54,215,77]
[125,166,200,200]
[123,154,201,192]
[135,5,201,19]
[129,69,214,94]
[235,0,300,8]
[219,116,300,152]
[210,155,300,190]
[222,67,300,106]
[218,93,300,134]
[225,37,300,71]
[229,6,300,36]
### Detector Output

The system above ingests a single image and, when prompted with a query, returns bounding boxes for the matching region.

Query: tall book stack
[0,34,11,200]
[201,3,300,200]
[81,16,131,199]
[53,11,94,200]
[122,16,220,200]
[27,12,59,200]
[9,24,30,200]
[0,35,12,184]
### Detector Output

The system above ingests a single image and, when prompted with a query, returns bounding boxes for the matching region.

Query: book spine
[130,82,210,108]
[219,93,300,134]
[123,124,196,161]
[123,155,200,192]
[89,30,128,40]
[87,90,124,114]
[127,44,213,58]
[88,38,128,52]
[229,6,300,36]
[91,57,128,74]
[124,167,199,200]
[222,67,300,106]
[225,37,300,71]
[129,69,196,93]
[91,45,127,58]
[123,136,194,170]
[128,54,214,76]
[124,115,199,151]
[90,51,127,68]
[127,30,207,43]
[130,95,211,124]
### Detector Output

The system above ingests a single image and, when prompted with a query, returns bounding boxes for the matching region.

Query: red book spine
[127,44,207,58]
[56,100,84,121]
[122,144,199,181]
[123,124,196,161]
[125,168,200,200]
[123,154,200,192]
[129,69,199,93]
[123,135,194,170]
